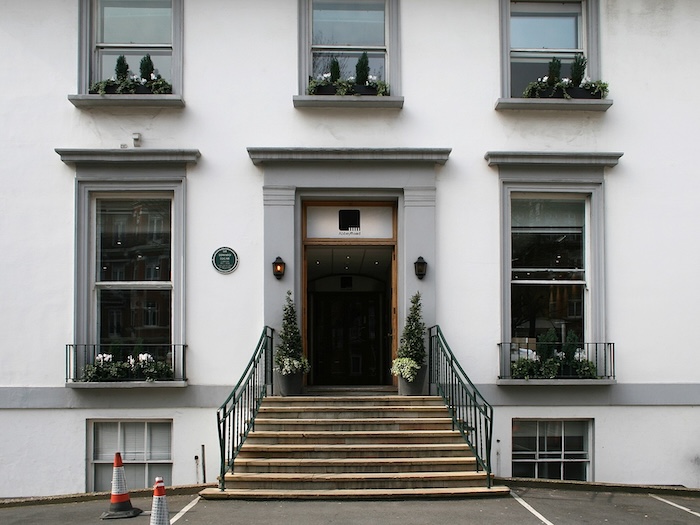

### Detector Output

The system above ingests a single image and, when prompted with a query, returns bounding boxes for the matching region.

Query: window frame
[88,419,173,492]
[296,0,403,107]
[73,0,184,105]
[512,418,593,481]
[499,0,601,101]
[77,180,185,359]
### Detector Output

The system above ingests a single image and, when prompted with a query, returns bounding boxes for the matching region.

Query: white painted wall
[1,0,700,497]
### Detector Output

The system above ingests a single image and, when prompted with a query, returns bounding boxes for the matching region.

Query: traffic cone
[100,452,143,520]
[149,477,169,525]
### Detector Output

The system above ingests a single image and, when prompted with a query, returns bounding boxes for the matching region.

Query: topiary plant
[547,57,561,86]
[571,53,587,87]
[274,291,310,375]
[391,292,426,381]
[115,55,129,81]
[140,54,155,80]
[355,51,370,86]
[330,57,341,83]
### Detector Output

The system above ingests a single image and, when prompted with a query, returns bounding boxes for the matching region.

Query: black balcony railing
[66,344,187,382]
[499,341,615,380]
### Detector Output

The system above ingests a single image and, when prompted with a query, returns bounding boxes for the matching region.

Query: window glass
[97,289,171,346]
[98,0,172,45]
[310,0,388,81]
[97,199,171,282]
[511,14,578,49]
[510,199,585,341]
[313,1,385,47]
[512,419,590,481]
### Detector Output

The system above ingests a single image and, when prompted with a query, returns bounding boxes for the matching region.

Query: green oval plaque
[212,247,239,274]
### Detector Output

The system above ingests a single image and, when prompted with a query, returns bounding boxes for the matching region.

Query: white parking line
[511,491,555,525]
[171,495,201,524]
[649,494,700,519]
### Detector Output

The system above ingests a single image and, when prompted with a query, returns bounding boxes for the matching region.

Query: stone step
[222,471,490,490]
[237,442,473,459]
[244,429,464,445]
[233,456,477,474]
[200,485,512,500]
[256,405,450,419]
[253,417,455,432]
[263,395,445,406]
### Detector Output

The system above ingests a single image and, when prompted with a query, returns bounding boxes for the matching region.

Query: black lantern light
[414,256,427,279]
[272,256,286,279]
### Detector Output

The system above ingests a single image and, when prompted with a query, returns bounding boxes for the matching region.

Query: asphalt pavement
[2,485,700,524]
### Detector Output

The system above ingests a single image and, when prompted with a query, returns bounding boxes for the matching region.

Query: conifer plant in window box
[391,292,427,395]
[307,52,390,96]
[522,55,608,99]
[89,55,173,95]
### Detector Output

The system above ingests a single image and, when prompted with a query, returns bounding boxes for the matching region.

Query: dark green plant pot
[398,366,426,395]
[277,371,303,396]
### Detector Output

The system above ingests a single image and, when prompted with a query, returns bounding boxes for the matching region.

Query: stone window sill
[495,98,613,111]
[66,381,188,389]
[293,95,404,109]
[68,94,185,108]
[497,378,616,386]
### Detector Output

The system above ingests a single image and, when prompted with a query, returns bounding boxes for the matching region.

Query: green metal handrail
[428,325,494,487]
[216,326,274,490]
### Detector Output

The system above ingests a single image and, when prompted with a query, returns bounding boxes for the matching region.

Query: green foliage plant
[115,55,129,81]
[140,54,155,80]
[274,291,311,375]
[391,292,426,381]
[571,53,587,87]
[547,57,561,86]
[355,51,370,86]
[330,57,341,82]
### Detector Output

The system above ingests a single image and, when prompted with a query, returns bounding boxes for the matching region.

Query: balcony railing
[66,344,187,383]
[499,341,615,380]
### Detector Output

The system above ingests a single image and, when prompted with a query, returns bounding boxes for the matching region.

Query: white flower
[96,353,113,364]
[127,355,135,367]
[138,353,154,363]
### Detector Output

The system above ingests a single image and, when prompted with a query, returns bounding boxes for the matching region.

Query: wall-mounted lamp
[272,256,286,279]
[414,256,427,280]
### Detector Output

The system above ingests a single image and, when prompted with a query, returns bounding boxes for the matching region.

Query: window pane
[511,284,584,340]
[512,462,536,478]
[148,423,172,461]
[539,461,562,479]
[94,422,119,460]
[97,289,172,346]
[313,0,385,47]
[94,463,114,492]
[147,464,172,487]
[98,50,172,82]
[97,199,171,282]
[511,14,578,49]
[512,420,537,455]
[312,51,386,80]
[122,422,145,461]
[539,421,562,453]
[124,463,147,490]
[563,462,587,481]
[512,199,584,228]
[98,0,172,45]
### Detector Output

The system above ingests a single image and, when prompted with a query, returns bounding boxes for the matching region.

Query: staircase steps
[200,395,509,500]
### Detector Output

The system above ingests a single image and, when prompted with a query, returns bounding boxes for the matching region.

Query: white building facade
[1,0,699,497]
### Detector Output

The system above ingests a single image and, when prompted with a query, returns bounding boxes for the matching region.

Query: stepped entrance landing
[200,395,510,500]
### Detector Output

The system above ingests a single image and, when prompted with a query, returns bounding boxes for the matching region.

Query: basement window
[512,419,591,481]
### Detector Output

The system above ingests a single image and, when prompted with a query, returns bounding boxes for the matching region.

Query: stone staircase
[200,394,509,499]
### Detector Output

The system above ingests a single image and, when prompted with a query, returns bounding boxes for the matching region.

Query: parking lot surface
[2,486,700,524]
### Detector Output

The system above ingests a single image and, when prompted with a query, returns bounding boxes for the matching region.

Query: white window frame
[77,0,184,96]
[88,419,173,492]
[298,0,401,96]
[500,0,600,98]
[512,418,593,481]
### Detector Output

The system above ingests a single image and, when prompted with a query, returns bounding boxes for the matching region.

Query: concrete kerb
[2,480,700,508]
[499,477,700,498]
[0,483,215,509]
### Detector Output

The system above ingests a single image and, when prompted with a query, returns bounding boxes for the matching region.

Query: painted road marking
[649,494,700,519]
[171,495,201,524]
[511,491,555,525]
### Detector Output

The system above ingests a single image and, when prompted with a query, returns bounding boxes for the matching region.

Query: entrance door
[306,245,394,386]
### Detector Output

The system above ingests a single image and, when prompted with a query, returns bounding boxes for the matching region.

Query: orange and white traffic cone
[149,477,169,525]
[100,452,143,520]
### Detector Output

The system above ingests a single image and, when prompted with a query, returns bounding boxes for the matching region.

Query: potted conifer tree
[391,292,427,395]
[273,290,310,396]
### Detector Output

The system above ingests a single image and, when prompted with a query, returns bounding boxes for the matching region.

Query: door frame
[302,201,398,386]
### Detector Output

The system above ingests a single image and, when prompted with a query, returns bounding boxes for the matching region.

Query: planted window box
[89,54,173,95]
[522,55,608,100]
[307,53,390,97]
